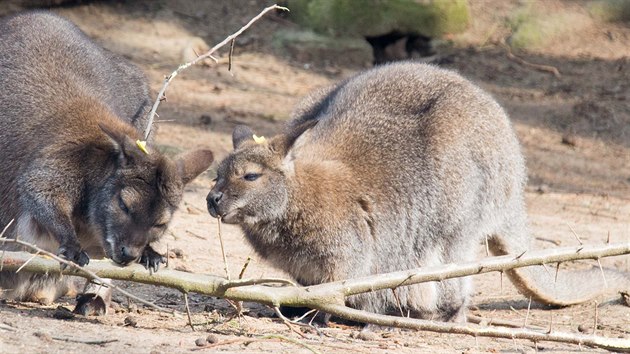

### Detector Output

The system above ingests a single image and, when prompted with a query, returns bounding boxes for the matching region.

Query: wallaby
[0,12,214,314]
[207,62,629,322]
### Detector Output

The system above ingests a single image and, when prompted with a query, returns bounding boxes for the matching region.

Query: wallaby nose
[119,246,139,265]
[206,190,223,216]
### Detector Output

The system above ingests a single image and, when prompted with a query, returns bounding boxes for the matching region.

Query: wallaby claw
[140,246,165,274]
[57,246,90,269]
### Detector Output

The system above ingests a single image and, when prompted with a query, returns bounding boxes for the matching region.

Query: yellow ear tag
[136,140,149,154]
[253,134,266,144]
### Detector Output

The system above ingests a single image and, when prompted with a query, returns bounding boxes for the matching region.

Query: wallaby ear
[98,123,145,166]
[270,119,318,157]
[175,149,214,185]
[232,125,255,150]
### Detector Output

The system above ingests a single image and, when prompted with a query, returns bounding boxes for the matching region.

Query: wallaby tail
[488,235,630,306]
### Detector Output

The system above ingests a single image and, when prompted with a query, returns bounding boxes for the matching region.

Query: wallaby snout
[206,190,223,218]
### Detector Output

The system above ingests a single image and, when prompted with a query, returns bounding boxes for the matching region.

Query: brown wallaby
[0,12,214,314]
[207,62,629,322]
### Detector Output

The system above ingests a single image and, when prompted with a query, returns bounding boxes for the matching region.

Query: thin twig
[184,292,195,331]
[238,256,252,280]
[596,258,608,288]
[524,296,532,329]
[51,336,118,345]
[273,306,308,339]
[567,224,583,245]
[217,217,230,280]
[143,4,288,139]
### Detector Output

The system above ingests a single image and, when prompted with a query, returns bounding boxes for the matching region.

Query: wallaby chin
[209,62,629,323]
[0,12,214,312]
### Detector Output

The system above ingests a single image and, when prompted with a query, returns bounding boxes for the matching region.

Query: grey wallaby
[207,62,629,322]
[0,12,214,314]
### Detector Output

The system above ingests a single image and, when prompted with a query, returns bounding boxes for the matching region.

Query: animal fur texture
[207,62,629,321]
[0,11,214,312]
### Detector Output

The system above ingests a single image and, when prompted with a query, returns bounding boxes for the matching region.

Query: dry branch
[143,4,288,140]
[1,241,629,351]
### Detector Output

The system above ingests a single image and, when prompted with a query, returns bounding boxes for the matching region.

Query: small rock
[195,337,207,347]
[356,330,378,341]
[33,331,52,342]
[621,291,630,307]
[53,306,75,320]
[186,206,201,215]
[171,248,185,258]
[577,324,589,333]
[536,184,549,194]
[561,134,578,147]
[199,115,213,125]
[124,316,138,327]
[206,334,219,344]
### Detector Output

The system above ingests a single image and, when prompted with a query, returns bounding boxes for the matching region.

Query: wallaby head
[92,124,213,264]
[207,120,316,225]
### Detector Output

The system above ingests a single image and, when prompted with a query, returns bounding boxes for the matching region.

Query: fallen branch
[2,242,629,351]
[143,4,288,140]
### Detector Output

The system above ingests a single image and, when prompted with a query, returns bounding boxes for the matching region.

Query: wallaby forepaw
[57,246,90,269]
[73,293,107,316]
[140,246,165,274]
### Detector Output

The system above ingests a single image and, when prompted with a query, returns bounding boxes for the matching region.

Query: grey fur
[207,62,629,321]
[0,12,214,307]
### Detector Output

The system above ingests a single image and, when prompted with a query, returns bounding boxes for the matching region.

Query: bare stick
[143,4,288,140]
[596,258,608,288]
[15,251,40,273]
[273,306,308,339]
[319,303,630,352]
[523,297,532,329]
[184,292,195,331]
[217,217,230,280]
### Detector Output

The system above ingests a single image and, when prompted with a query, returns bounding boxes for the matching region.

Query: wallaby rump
[207,62,629,322]
[0,11,214,312]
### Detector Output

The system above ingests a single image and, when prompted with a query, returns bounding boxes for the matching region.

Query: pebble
[124,316,138,327]
[195,337,207,347]
[577,324,589,333]
[561,134,578,147]
[356,330,378,341]
[206,334,219,344]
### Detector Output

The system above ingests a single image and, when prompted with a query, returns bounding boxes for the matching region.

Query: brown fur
[207,62,629,322]
[0,12,214,312]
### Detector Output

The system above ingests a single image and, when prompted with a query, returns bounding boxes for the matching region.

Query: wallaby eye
[118,196,130,214]
[243,173,261,182]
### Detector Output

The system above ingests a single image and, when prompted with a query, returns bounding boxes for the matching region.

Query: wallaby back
[207,62,629,321]
[0,12,214,306]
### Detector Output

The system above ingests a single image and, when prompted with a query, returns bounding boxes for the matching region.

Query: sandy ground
[1,1,629,353]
